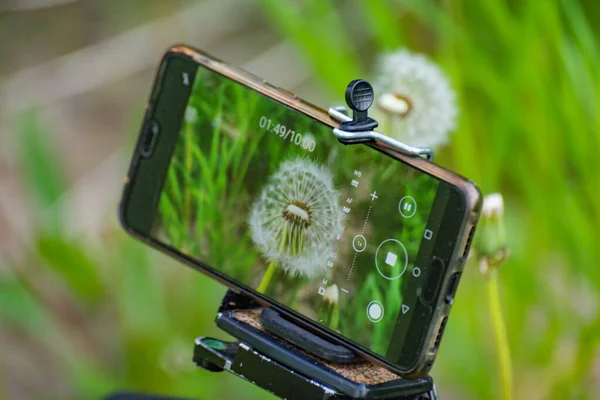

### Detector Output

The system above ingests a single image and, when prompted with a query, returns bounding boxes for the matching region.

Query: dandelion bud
[481,193,504,219]
[184,105,198,123]
[474,193,509,275]
[318,284,340,330]
[324,284,339,306]
[371,50,458,150]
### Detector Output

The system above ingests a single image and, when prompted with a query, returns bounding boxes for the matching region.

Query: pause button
[399,196,417,218]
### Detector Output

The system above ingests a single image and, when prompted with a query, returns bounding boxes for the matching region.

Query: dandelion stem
[257,260,277,293]
[487,270,513,400]
[330,302,339,331]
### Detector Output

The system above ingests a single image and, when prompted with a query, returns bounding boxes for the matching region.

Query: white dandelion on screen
[248,158,344,292]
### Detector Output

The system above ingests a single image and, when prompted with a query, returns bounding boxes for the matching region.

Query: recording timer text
[259,116,316,152]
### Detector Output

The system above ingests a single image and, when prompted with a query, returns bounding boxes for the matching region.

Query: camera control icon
[385,252,398,267]
[375,239,408,280]
[399,196,417,218]
[352,235,367,252]
[367,301,384,323]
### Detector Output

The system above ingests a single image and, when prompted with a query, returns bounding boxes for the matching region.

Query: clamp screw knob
[340,79,378,132]
[346,79,374,112]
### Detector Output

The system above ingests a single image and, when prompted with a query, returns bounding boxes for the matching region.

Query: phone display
[120,48,480,375]
[157,60,449,359]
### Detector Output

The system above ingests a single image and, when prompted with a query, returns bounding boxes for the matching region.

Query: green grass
[2,109,268,400]
[2,1,599,399]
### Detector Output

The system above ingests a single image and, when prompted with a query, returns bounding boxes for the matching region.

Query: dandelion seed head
[249,158,343,278]
[371,50,458,149]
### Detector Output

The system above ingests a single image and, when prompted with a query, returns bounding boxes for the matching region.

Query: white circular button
[352,235,367,252]
[375,239,408,280]
[399,196,417,218]
[367,301,384,323]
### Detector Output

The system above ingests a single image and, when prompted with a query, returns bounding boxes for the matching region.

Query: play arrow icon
[401,304,410,314]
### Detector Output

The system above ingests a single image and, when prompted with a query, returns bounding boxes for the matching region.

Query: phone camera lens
[140,120,159,157]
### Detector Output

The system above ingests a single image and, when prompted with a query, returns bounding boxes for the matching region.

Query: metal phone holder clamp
[192,80,439,399]
[328,79,434,161]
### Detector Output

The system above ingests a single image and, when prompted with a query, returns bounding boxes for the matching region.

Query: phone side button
[277,87,299,100]
[139,120,159,158]
[445,272,462,305]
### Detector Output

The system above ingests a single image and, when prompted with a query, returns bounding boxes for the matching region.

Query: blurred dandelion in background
[249,158,343,292]
[476,193,509,275]
[474,193,513,400]
[371,50,458,149]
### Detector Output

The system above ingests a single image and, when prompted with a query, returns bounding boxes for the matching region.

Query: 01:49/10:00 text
[259,116,316,152]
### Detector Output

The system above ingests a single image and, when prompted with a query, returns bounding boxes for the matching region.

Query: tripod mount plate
[193,290,438,400]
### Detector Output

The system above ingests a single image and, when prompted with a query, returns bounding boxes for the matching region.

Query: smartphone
[119,45,482,378]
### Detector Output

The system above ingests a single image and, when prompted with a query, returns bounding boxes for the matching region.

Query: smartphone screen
[123,54,467,371]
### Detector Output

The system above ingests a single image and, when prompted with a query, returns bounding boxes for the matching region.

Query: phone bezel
[119,45,482,377]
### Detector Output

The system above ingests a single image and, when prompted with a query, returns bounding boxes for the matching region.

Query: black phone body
[119,45,482,378]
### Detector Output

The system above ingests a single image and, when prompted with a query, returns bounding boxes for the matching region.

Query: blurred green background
[0,1,598,399]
